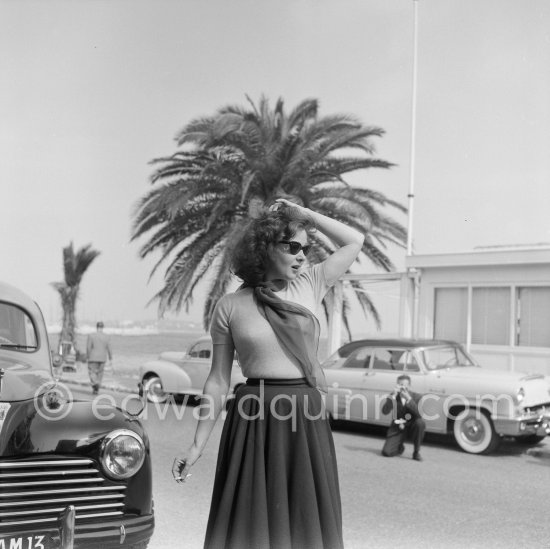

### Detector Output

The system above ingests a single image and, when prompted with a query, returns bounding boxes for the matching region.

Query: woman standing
[173,199,364,549]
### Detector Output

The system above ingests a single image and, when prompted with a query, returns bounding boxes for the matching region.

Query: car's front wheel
[452,409,501,454]
[142,375,170,404]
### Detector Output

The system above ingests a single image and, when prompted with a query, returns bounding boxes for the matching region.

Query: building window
[433,284,550,349]
[517,287,550,347]
[471,287,511,345]
[434,288,467,343]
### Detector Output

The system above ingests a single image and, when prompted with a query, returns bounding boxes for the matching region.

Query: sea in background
[48,330,203,378]
[48,328,332,379]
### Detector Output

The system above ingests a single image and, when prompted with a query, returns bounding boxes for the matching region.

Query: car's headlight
[100,429,145,479]
[516,387,525,404]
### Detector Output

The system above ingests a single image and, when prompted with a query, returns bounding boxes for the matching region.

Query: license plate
[0,534,57,549]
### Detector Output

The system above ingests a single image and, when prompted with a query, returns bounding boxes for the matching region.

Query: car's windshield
[421,345,476,371]
[0,302,38,351]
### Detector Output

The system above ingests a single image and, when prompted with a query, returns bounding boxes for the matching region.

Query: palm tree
[132,96,406,331]
[51,242,101,353]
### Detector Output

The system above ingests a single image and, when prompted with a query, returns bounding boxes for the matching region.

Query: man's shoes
[397,445,405,456]
[92,385,99,395]
[412,451,422,461]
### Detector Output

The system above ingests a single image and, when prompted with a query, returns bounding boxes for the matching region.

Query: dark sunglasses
[278,240,311,256]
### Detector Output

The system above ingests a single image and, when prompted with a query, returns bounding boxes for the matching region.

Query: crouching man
[381,374,426,461]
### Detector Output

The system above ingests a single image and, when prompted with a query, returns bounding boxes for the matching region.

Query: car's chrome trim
[0,494,124,508]
[0,513,154,542]
[0,458,94,468]
[1,485,125,498]
[70,511,124,520]
[1,503,124,517]
[71,514,154,540]
[1,511,123,527]
[0,458,127,528]
[59,505,75,549]
[0,477,103,488]
[0,468,97,478]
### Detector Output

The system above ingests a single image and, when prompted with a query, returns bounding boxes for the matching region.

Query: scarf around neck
[253,283,327,393]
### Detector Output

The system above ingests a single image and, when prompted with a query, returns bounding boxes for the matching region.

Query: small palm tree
[132,96,406,331]
[51,242,101,352]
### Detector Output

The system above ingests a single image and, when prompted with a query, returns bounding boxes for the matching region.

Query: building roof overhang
[405,245,550,270]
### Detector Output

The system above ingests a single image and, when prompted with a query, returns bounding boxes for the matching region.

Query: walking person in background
[381,374,426,461]
[86,321,112,395]
[172,198,364,549]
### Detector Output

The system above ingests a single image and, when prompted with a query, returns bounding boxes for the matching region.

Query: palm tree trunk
[58,288,78,351]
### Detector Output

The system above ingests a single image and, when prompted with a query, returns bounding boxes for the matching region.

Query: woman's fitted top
[210,263,332,379]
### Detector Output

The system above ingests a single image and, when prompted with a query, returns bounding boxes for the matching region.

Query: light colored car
[322,338,550,454]
[139,335,246,403]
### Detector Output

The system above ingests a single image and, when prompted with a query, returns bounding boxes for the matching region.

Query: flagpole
[407,0,419,256]
[407,0,420,338]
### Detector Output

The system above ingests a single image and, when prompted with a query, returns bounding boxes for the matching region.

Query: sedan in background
[139,336,246,403]
[322,338,550,454]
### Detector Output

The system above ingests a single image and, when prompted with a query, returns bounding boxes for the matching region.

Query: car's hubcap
[145,378,167,402]
[461,417,485,444]
[150,380,163,396]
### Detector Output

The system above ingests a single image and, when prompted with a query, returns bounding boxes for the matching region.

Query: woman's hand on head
[172,444,202,484]
[269,198,307,213]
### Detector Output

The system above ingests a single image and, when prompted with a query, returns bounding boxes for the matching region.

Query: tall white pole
[407,0,419,256]
[406,0,420,338]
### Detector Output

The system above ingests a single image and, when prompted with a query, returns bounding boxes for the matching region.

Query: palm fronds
[132,96,406,330]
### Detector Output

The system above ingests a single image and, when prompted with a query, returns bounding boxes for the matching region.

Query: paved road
[68,385,550,549]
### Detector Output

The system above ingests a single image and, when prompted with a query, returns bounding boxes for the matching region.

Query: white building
[405,245,550,376]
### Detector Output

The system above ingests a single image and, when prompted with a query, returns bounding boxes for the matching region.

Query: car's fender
[139,359,193,393]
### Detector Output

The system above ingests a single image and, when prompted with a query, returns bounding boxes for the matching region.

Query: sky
[1,0,549,327]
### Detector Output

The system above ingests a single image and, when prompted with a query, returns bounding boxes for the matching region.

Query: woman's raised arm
[274,198,365,285]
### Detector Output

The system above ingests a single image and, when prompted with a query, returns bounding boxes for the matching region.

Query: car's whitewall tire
[452,409,500,454]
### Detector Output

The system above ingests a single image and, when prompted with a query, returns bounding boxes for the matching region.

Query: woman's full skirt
[204,378,343,549]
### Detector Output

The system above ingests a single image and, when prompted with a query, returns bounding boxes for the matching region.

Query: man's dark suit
[381,390,425,457]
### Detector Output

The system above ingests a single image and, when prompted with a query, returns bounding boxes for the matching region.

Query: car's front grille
[0,457,126,529]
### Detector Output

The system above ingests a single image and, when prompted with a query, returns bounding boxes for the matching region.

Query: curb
[61,377,138,395]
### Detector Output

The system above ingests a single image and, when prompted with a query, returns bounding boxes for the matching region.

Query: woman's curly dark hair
[232,204,316,286]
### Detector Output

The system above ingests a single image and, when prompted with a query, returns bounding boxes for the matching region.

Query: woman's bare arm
[173,342,234,482]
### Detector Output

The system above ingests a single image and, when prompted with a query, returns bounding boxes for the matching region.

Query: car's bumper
[493,411,550,437]
[0,513,154,549]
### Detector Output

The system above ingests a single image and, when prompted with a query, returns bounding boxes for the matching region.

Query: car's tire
[142,375,170,404]
[514,434,546,445]
[452,409,501,454]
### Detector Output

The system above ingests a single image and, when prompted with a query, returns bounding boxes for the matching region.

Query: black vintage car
[0,282,154,548]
